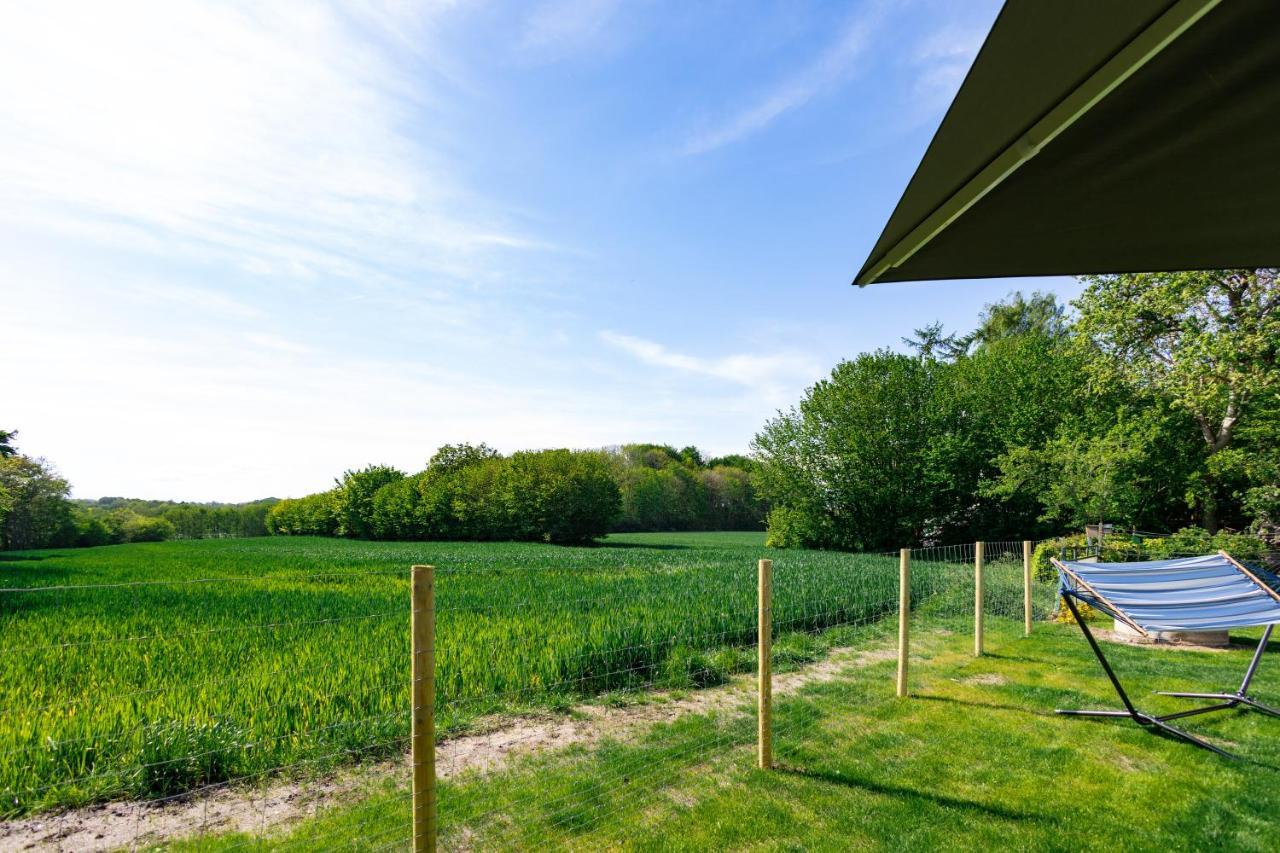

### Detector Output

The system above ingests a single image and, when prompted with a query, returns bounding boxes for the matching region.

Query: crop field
[0,533,1033,818]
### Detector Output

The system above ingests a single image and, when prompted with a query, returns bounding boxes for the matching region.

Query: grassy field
[181,619,1280,851]
[0,532,1035,817]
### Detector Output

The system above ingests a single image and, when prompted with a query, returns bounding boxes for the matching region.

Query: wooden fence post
[758,558,772,769]
[1023,540,1033,637]
[974,542,984,657]
[897,548,911,698]
[412,565,436,853]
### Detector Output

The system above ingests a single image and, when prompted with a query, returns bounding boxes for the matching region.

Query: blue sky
[1,0,1084,501]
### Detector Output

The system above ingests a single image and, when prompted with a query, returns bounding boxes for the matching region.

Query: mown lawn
[184,617,1280,851]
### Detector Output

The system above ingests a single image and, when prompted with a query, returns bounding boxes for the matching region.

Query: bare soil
[0,643,894,851]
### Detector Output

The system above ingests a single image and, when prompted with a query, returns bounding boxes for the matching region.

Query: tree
[334,465,405,538]
[903,291,1067,362]
[984,422,1152,531]
[266,491,340,536]
[753,351,942,550]
[927,331,1083,540]
[0,456,76,550]
[119,513,176,543]
[969,290,1068,349]
[678,446,705,468]
[427,442,500,475]
[902,321,967,361]
[497,450,620,543]
[1074,269,1280,531]
[0,429,16,458]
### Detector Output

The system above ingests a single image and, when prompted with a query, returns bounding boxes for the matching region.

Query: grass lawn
[182,617,1280,851]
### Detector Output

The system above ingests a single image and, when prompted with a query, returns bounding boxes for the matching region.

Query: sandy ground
[0,644,895,851]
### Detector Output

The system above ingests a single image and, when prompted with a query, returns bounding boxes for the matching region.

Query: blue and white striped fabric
[1056,554,1280,633]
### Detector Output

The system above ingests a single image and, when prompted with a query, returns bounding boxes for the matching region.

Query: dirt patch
[1092,628,1233,652]
[0,641,895,851]
[958,673,1007,686]
[0,768,382,853]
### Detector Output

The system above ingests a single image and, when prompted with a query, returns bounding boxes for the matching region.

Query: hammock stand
[1052,551,1280,759]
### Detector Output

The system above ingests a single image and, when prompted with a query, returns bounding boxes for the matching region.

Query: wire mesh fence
[0,536,1093,850]
[0,566,413,851]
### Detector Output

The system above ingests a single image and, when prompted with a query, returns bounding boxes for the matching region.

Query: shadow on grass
[776,765,1050,825]
[981,649,1067,665]
[913,693,1056,717]
[586,541,693,551]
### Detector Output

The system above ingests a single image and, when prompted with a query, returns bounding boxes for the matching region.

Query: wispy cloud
[600,331,820,395]
[682,6,883,156]
[0,1,547,288]
[519,0,623,61]
[910,24,986,107]
[129,283,263,320]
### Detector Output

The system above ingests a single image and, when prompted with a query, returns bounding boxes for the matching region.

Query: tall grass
[0,533,985,815]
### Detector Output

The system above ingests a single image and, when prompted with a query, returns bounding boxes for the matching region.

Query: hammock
[1051,551,1280,758]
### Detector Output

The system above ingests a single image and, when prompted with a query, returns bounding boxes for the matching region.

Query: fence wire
[2,536,1173,851]
[0,568,413,851]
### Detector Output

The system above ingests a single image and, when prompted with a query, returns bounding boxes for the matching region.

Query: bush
[266,491,340,536]
[1032,527,1269,581]
[74,513,114,547]
[120,514,176,543]
[764,506,821,549]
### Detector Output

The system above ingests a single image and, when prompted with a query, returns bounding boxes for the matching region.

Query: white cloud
[600,331,820,396]
[0,1,546,287]
[682,6,883,156]
[129,283,263,320]
[910,24,986,106]
[244,333,311,354]
[0,320,688,500]
[519,0,622,60]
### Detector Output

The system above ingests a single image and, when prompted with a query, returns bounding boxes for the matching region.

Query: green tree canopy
[334,465,406,538]
[1074,269,1280,531]
[969,290,1068,349]
[753,351,943,550]
[0,456,76,550]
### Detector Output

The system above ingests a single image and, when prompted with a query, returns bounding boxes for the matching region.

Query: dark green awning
[855,0,1280,285]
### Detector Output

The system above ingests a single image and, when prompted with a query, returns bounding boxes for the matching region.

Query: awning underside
[855,0,1280,285]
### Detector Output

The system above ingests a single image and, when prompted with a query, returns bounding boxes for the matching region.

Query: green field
[182,619,1280,852]
[0,532,1034,817]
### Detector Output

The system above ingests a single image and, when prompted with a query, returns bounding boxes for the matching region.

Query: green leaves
[1074,270,1280,451]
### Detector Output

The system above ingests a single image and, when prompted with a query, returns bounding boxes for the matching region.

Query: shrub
[74,514,114,547]
[765,506,824,549]
[1032,527,1269,582]
[120,514,176,543]
[266,491,340,536]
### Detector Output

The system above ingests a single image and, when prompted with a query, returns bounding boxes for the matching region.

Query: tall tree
[753,351,942,550]
[0,456,75,550]
[1074,269,1280,531]
[0,429,16,458]
[902,321,967,361]
[970,290,1068,349]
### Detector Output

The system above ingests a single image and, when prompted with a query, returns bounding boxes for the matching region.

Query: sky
[1,0,1086,502]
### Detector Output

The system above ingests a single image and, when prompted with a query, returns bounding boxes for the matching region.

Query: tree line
[74,497,278,544]
[8,270,1274,555]
[266,444,767,544]
[754,270,1280,551]
[0,434,278,550]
